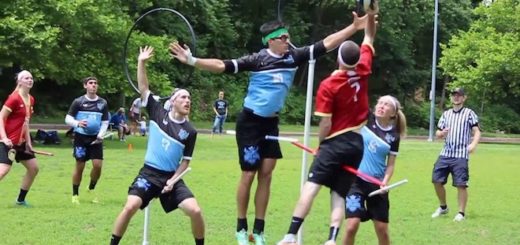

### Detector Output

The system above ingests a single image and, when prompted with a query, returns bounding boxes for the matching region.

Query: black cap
[451,87,465,96]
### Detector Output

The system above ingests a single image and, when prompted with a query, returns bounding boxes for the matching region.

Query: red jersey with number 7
[315,44,374,139]
[3,90,34,145]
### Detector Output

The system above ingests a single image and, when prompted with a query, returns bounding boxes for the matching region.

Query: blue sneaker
[15,200,31,207]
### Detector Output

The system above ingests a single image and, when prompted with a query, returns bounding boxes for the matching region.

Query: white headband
[337,42,359,68]
[170,88,189,101]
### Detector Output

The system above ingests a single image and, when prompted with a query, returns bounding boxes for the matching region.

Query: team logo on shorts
[74,146,86,158]
[346,194,362,212]
[243,146,260,165]
[134,177,151,191]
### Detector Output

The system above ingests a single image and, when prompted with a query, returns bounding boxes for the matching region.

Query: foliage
[479,103,520,134]
[439,0,520,113]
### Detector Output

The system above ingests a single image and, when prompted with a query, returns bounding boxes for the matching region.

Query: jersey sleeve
[291,41,327,65]
[67,98,80,117]
[314,81,333,117]
[356,44,374,76]
[468,109,479,128]
[101,99,110,121]
[3,93,18,112]
[437,112,447,130]
[389,136,400,155]
[183,131,197,160]
[144,92,165,124]
[223,53,260,73]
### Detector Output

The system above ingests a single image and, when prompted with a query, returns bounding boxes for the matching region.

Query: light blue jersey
[142,92,197,172]
[67,95,109,136]
[358,114,400,180]
[244,68,297,117]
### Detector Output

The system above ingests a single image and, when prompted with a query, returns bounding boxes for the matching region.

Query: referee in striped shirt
[430,87,481,222]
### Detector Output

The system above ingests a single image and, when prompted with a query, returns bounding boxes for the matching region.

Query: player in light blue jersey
[324,95,407,245]
[65,76,109,205]
[431,88,481,222]
[110,46,204,245]
[170,11,369,245]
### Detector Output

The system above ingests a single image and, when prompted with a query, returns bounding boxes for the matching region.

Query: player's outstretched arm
[137,46,154,97]
[322,12,367,52]
[169,41,226,73]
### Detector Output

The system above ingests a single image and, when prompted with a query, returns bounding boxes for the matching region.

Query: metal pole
[428,0,439,142]
[297,58,316,244]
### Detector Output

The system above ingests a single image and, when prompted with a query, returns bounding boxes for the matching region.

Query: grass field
[1,133,519,245]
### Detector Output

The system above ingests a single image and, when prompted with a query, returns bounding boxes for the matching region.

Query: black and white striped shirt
[437,107,479,159]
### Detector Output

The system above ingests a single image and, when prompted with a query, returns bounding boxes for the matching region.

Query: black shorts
[432,156,469,187]
[73,133,103,162]
[0,142,35,165]
[128,165,194,213]
[307,131,363,198]
[345,178,390,223]
[235,109,282,171]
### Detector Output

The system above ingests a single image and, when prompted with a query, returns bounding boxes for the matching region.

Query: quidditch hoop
[123,8,197,94]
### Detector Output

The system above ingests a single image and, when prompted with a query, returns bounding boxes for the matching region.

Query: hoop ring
[123,8,197,94]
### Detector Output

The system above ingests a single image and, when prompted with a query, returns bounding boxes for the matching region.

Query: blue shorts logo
[346,194,362,212]
[243,146,260,165]
[134,177,152,191]
[74,146,86,158]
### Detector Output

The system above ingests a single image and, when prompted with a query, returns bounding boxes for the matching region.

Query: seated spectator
[110,108,130,141]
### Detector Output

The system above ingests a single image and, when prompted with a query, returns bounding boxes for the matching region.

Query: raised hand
[169,41,194,65]
[139,46,154,62]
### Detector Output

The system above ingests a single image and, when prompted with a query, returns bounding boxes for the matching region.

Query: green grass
[1,133,520,244]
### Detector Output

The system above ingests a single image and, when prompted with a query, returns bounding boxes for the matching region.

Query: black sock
[73,184,80,196]
[17,189,28,202]
[440,205,448,210]
[253,218,265,234]
[110,234,121,245]
[89,180,97,190]
[288,216,304,235]
[328,226,340,241]
[195,238,204,245]
[458,211,465,216]
[237,218,247,232]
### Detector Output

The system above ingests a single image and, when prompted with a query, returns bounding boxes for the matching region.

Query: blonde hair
[380,95,407,137]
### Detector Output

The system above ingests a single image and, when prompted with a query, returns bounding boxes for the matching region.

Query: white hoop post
[297,58,316,244]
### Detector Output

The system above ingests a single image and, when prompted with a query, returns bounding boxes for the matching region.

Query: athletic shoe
[277,234,297,245]
[323,240,336,245]
[235,229,249,245]
[252,233,266,245]
[71,195,80,205]
[431,207,449,218]
[15,200,31,207]
[453,213,465,222]
[87,189,99,204]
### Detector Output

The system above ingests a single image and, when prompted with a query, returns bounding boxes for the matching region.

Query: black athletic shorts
[73,133,103,161]
[235,108,282,171]
[307,131,363,198]
[345,178,390,223]
[0,142,35,165]
[128,165,194,213]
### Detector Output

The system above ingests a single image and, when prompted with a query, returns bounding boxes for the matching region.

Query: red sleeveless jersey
[315,44,374,139]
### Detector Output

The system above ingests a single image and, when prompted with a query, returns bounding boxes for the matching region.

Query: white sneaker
[277,234,297,245]
[235,229,249,245]
[453,213,465,222]
[431,207,449,218]
[323,240,336,245]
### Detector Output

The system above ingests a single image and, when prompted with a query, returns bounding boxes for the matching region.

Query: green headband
[262,28,289,45]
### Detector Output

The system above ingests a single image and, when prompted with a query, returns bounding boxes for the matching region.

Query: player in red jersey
[0,70,39,207]
[278,7,378,245]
